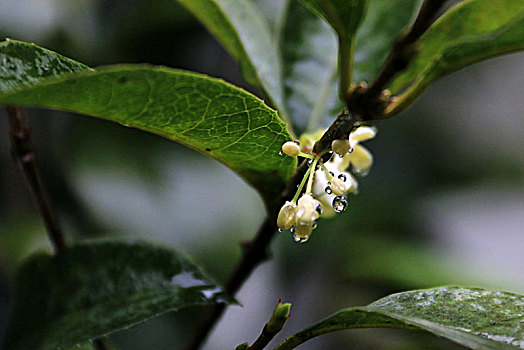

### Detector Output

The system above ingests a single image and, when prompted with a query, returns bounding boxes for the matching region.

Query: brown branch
[6,106,111,350]
[6,106,67,255]
[350,0,450,119]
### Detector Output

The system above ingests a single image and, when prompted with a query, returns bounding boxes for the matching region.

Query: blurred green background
[0,1,523,349]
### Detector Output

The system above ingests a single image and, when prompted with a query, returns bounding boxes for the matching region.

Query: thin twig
[6,106,110,350]
[351,0,450,119]
[6,106,67,255]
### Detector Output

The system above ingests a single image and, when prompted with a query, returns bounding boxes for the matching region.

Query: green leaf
[175,0,288,121]
[280,0,339,132]
[353,0,420,82]
[388,0,524,102]
[275,286,524,350]
[298,0,368,40]
[0,40,296,201]
[3,241,234,350]
[0,39,90,89]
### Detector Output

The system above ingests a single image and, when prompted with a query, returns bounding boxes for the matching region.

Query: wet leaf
[275,286,524,350]
[175,0,288,120]
[280,0,339,132]
[2,241,234,350]
[388,0,524,111]
[354,0,420,82]
[298,0,368,41]
[0,40,296,201]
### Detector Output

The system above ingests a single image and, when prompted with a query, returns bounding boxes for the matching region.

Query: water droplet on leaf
[338,174,347,182]
[325,186,332,194]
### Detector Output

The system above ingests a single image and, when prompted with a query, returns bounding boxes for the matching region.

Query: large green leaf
[280,0,339,132]
[388,0,524,102]
[2,241,234,350]
[0,40,296,201]
[275,286,524,350]
[175,0,288,121]
[298,0,368,40]
[353,0,420,82]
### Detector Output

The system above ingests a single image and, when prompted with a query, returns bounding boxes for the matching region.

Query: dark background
[0,1,523,349]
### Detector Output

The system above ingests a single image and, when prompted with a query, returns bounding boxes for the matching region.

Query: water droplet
[348,147,354,154]
[338,173,347,182]
[279,150,283,156]
[325,186,332,194]
[312,220,318,229]
[329,171,335,177]
[278,228,283,232]
[294,140,300,146]
[307,159,313,165]
[354,168,370,177]
[332,196,348,213]
[292,232,309,243]
[290,225,296,233]
[316,204,323,215]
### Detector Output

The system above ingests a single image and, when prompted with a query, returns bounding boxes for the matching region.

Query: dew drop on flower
[307,159,313,165]
[329,171,335,177]
[294,140,300,146]
[312,220,318,229]
[315,204,323,215]
[353,168,370,177]
[278,228,283,232]
[292,232,310,243]
[338,173,347,182]
[332,196,348,213]
[325,186,332,194]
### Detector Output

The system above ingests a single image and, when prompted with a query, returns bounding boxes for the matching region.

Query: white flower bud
[296,194,319,224]
[281,141,300,157]
[330,178,348,196]
[277,201,296,231]
[331,139,350,156]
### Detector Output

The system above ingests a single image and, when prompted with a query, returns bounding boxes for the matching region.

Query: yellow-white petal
[349,126,377,143]
[348,144,373,171]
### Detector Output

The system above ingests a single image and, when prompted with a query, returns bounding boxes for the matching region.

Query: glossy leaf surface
[388,0,524,98]
[3,241,234,350]
[0,40,296,200]
[298,0,368,40]
[280,0,339,132]
[353,0,420,82]
[175,0,287,120]
[276,286,524,350]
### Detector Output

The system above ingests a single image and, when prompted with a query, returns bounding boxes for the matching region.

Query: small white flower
[296,194,320,225]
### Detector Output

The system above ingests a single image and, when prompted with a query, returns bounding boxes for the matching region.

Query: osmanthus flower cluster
[278,125,377,243]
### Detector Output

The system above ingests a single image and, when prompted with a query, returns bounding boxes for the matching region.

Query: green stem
[305,156,320,195]
[292,166,312,203]
[338,35,355,104]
